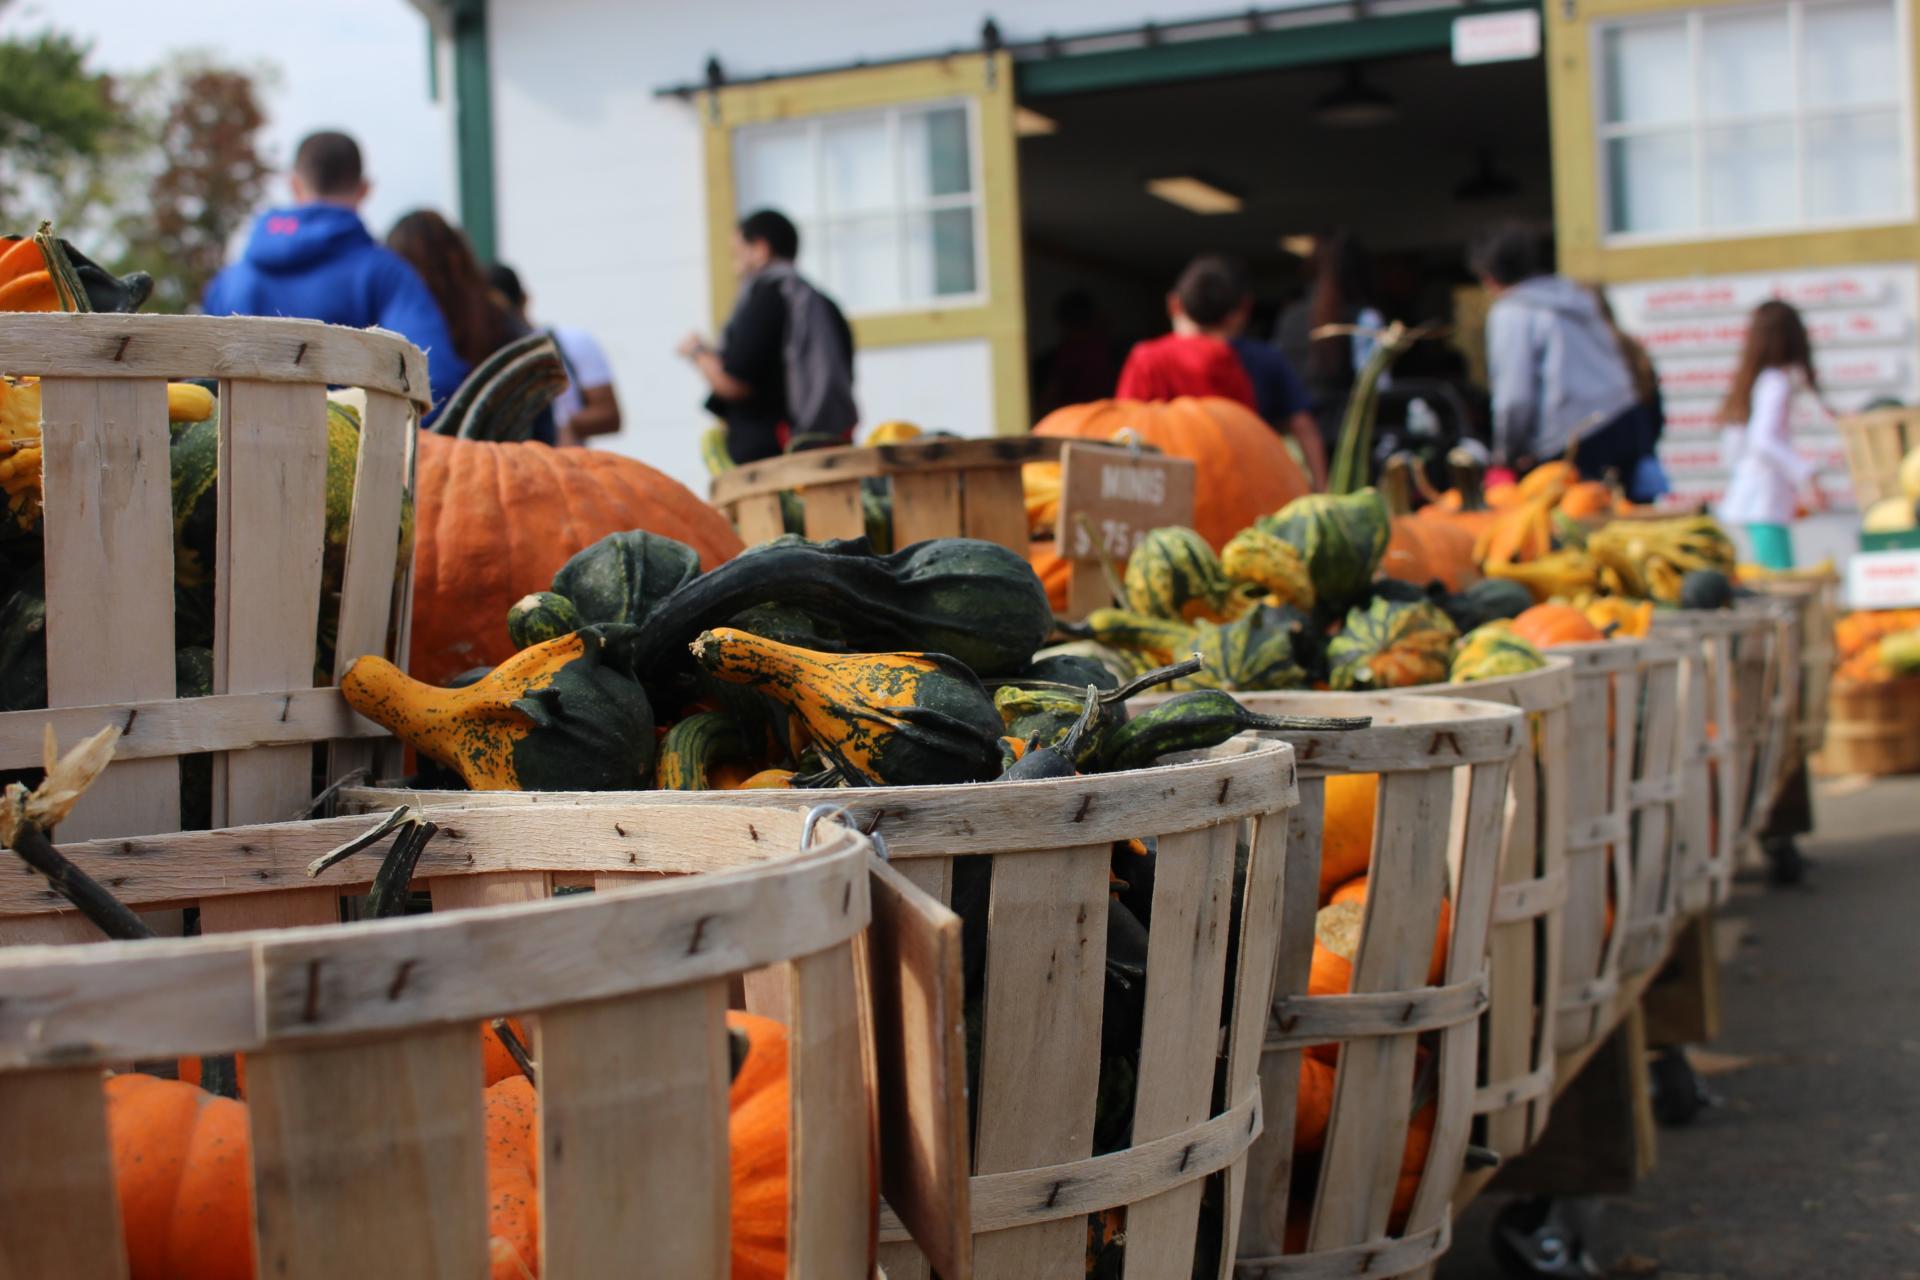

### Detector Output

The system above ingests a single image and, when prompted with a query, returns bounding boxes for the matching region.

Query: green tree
[117,61,273,312]
[0,27,122,227]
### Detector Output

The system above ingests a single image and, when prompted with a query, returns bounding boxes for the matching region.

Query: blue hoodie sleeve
[366,253,469,409]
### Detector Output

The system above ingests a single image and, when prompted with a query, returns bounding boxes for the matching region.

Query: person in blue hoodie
[203,131,466,408]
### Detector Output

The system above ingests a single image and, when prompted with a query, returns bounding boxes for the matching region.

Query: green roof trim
[1015,2,1539,98]
[452,1,496,262]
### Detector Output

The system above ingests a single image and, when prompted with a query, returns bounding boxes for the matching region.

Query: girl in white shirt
[1716,301,1826,569]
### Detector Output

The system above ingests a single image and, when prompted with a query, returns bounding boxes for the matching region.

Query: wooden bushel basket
[1815,675,1920,774]
[1424,663,1572,1166]
[0,803,886,1278]
[0,314,423,864]
[710,435,1056,552]
[1547,641,1641,1056]
[1655,612,1747,914]
[1203,693,1523,1278]
[1617,638,1689,979]
[1835,406,1919,508]
[347,741,1300,1279]
[1730,599,1793,850]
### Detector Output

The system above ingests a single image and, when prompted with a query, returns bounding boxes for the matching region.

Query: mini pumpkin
[1327,596,1459,690]
[1509,603,1605,649]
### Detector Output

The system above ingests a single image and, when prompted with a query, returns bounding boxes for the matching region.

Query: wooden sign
[1053,442,1197,616]
[864,854,971,1279]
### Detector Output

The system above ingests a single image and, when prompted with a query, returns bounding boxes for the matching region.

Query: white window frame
[1595,0,1916,244]
[732,97,988,317]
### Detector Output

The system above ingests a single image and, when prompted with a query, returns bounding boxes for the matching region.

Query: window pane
[1602,21,1692,125]
[822,114,893,216]
[735,123,815,220]
[902,106,972,200]
[1703,122,1796,228]
[1806,110,1907,219]
[1702,8,1789,120]
[823,215,901,313]
[1608,132,1695,233]
[906,207,978,299]
[1804,0,1899,108]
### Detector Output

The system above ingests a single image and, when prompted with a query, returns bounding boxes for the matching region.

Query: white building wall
[484,0,1262,491]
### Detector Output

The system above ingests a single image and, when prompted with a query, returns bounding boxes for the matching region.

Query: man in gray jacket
[1471,225,1646,488]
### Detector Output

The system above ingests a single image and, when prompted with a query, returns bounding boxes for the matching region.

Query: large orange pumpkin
[1027,397,1312,608]
[410,433,745,684]
[105,1074,255,1280]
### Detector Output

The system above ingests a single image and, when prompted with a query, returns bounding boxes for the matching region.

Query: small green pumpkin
[1328,596,1459,690]
[1257,489,1391,613]
[1220,527,1315,610]
[551,530,702,628]
[1449,621,1548,683]
[1679,568,1734,611]
[1123,526,1231,621]
[506,591,582,650]
[1182,605,1308,692]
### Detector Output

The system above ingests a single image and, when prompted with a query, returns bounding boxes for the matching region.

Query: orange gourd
[1027,397,1312,609]
[1509,603,1604,649]
[1328,875,1451,984]
[1317,772,1379,902]
[1380,455,1478,592]
[410,431,745,685]
[0,270,57,312]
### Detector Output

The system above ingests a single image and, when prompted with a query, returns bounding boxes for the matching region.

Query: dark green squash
[655,710,754,790]
[1440,578,1535,633]
[632,536,1052,678]
[691,627,1003,785]
[1101,690,1369,773]
[506,591,582,649]
[1019,653,1120,691]
[551,530,701,628]
[1679,568,1734,611]
[0,585,46,712]
[992,683,1122,767]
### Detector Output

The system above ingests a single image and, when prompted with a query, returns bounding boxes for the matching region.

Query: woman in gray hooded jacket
[1470,225,1652,496]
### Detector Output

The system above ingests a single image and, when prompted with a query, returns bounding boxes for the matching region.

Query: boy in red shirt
[1117,255,1327,486]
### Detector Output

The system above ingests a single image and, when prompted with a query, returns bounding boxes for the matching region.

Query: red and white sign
[1637,308,1908,357]
[1635,272,1891,320]
[1452,10,1541,64]
[1848,549,1920,608]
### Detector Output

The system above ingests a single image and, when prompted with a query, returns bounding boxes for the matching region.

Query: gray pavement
[1440,774,1920,1279]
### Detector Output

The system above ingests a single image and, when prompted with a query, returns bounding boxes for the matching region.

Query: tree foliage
[0,18,275,312]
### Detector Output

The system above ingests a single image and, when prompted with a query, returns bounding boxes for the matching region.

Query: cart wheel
[1490,1197,1604,1278]
[1649,1045,1712,1126]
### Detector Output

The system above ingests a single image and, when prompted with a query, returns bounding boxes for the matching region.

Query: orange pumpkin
[1294,1056,1337,1154]
[1392,1101,1438,1225]
[105,1074,255,1280]
[1318,772,1379,903]
[1328,875,1451,985]
[1510,603,1605,649]
[1558,481,1615,519]
[1028,397,1311,609]
[410,432,745,685]
[1380,455,1478,592]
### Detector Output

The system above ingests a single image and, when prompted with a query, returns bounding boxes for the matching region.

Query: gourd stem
[1241,711,1373,732]
[491,1018,538,1085]
[367,819,439,919]
[4,818,152,940]
[1099,655,1204,704]
[32,222,90,315]
[1052,685,1103,762]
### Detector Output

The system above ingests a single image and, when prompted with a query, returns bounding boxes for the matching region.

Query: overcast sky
[1,0,455,236]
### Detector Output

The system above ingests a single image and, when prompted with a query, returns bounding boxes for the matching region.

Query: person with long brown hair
[1716,299,1826,570]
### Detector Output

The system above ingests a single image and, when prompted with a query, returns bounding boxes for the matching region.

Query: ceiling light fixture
[1279,234,1318,258]
[1146,176,1243,215]
[1014,106,1059,136]
[1312,63,1398,127]
[1454,148,1521,202]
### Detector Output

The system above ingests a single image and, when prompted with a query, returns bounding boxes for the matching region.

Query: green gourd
[507,591,582,650]
[1101,691,1368,773]
[551,530,701,628]
[1256,489,1391,613]
[1123,526,1231,621]
[1328,596,1459,691]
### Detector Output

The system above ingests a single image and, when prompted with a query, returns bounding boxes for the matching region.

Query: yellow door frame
[700,52,1030,434]
[1548,0,1920,282]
